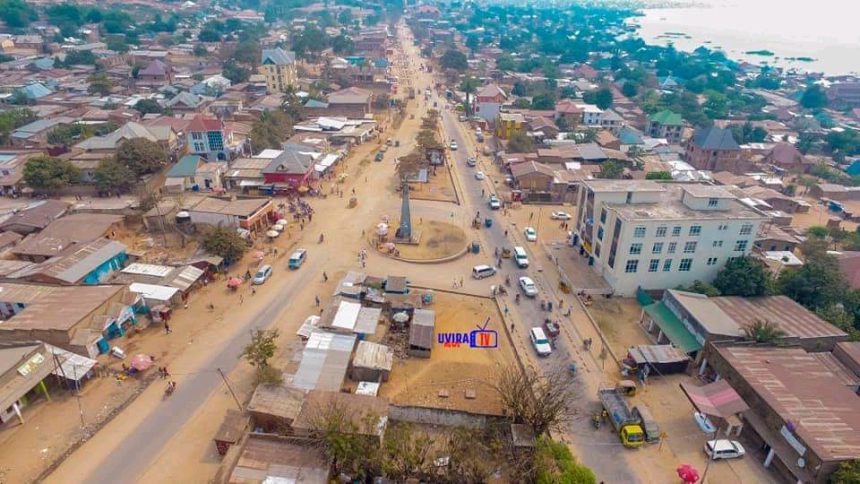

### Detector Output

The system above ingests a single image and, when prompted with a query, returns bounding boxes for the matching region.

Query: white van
[472,265,497,279]
[513,246,529,268]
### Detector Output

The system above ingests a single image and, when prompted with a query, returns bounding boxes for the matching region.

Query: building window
[713,240,723,248]
[668,242,677,254]
[708,197,718,207]
[192,132,203,140]
[649,259,660,272]
[734,240,748,252]
[689,225,702,236]
[634,226,646,238]
[625,259,639,273]
[718,224,728,231]
[679,258,693,272]
[672,226,682,237]
[707,257,718,266]
[663,259,672,272]
[740,223,753,235]
[600,208,607,223]
[597,227,604,241]
[626,192,633,204]
[652,242,663,254]
[683,241,697,254]
[629,243,642,255]
[656,226,667,238]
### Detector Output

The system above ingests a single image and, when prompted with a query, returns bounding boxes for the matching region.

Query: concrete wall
[388,405,504,429]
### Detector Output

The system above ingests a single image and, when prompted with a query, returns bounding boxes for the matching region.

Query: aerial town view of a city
[0,0,858,482]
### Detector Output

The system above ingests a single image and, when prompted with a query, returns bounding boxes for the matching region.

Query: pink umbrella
[677,464,699,483]
[251,250,266,260]
[130,354,154,371]
[227,277,243,288]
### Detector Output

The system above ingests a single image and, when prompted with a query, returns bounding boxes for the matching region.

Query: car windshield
[255,270,266,278]
[536,338,549,345]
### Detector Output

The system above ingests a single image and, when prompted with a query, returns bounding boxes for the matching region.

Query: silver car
[519,276,538,297]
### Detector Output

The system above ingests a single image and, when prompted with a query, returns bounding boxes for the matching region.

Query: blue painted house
[12,239,128,286]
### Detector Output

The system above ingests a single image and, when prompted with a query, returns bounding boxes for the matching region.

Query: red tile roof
[187,114,223,132]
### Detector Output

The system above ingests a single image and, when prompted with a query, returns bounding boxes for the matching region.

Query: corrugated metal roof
[717,345,860,461]
[409,309,435,349]
[292,331,356,391]
[713,296,847,340]
[352,340,393,371]
[122,263,173,278]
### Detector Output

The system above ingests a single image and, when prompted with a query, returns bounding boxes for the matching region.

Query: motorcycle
[591,414,602,429]
[319,233,325,243]
[505,275,511,286]
[164,381,176,398]
[515,294,521,304]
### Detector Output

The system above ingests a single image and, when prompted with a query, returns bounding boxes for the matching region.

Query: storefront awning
[680,380,749,418]
[643,302,702,354]
[47,345,97,381]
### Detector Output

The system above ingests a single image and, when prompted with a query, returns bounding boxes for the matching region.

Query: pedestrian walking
[309,213,312,222]
[504,306,510,316]
[460,276,464,286]
[252,287,256,295]
[239,295,244,305]
[300,223,304,230]
[315,295,320,306]
[163,366,170,378]
[164,322,171,334]
[323,272,328,282]
[504,229,508,237]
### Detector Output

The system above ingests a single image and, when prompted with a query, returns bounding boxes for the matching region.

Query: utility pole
[217,367,243,411]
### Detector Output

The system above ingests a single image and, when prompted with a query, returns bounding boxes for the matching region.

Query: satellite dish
[797,457,806,468]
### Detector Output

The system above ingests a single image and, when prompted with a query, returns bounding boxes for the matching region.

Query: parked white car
[551,211,572,220]
[704,440,746,460]
[529,327,552,357]
[519,276,538,297]
[524,227,537,242]
[449,141,458,150]
[488,196,501,210]
[474,171,485,180]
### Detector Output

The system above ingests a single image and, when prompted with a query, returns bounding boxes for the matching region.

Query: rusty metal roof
[717,345,860,461]
[712,296,847,340]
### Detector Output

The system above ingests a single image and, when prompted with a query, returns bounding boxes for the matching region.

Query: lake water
[631,0,860,75]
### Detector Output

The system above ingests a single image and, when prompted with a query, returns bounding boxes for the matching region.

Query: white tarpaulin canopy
[314,154,340,173]
[129,283,179,305]
[332,300,362,331]
[297,315,321,339]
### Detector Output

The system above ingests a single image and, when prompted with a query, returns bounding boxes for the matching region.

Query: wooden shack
[408,309,435,358]
[213,409,249,457]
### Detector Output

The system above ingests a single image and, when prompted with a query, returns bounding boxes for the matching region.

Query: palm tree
[742,320,786,343]
[459,76,480,116]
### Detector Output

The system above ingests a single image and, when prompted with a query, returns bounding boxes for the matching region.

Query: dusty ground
[386,220,467,260]
[586,297,650,359]
[379,292,516,415]
[791,196,858,232]
[408,166,459,204]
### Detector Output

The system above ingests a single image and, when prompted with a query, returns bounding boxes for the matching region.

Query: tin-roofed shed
[247,384,305,433]
[350,340,393,382]
[408,309,435,358]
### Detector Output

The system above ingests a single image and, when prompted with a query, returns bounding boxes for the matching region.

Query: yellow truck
[598,387,645,448]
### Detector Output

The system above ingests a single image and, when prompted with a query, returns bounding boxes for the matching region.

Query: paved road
[436,85,639,483]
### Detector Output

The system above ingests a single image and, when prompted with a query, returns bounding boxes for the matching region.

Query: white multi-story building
[577,103,604,126]
[573,180,768,295]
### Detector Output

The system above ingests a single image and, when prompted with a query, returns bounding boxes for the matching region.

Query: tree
[331,34,354,55]
[93,158,135,193]
[202,226,248,263]
[439,49,468,71]
[507,131,534,154]
[193,44,208,57]
[621,81,638,98]
[198,29,221,42]
[645,171,673,180]
[778,240,846,311]
[800,84,828,110]
[584,87,613,110]
[105,37,130,54]
[830,459,860,483]
[490,364,576,436]
[531,93,556,110]
[337,8,352,26]
[465,34,480,54]
[23,155,80,191]
[232,39,261,64]
[304,393,382,479]
[250,110,293,151]
[116,138,167,176]
[496,53,516,72]
[133,99,163,115]
[533,436,596,484]
[713,256,771,297]
[678,280,721,297]
[240,328,279,368]
[459,76,480,115]
[598,160,624,179]
[742,319,786,343]
[807,225,830,239]
[60,50,97,67]
[511,81,527,97]
[87,73,115,96]
[0,0,38,28]
[222,59,250,84]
